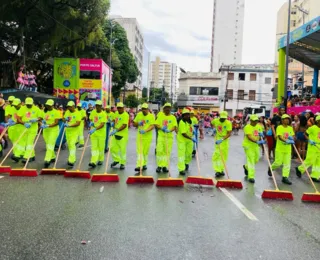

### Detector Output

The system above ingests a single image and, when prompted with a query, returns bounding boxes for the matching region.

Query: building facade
[112,17,144,96]
[149,56,178,101]
[210,0,245,72]
[219,64,274,117]
[178,72,221,113]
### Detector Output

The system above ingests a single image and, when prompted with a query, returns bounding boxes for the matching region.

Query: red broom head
[64,171,91,179]
[10,169,38,177]
[216,180,243,189]
[126,176,154,184]
[262,190,294,200]
[186,176,214,186]
[301,193,320,203]
[40,169,66,175]
[156,178,184,187]
[91,174,119,182]
[0,166,11,174]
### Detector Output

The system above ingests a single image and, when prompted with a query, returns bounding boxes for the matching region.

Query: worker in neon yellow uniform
[295,115,320,182]
[77,103,86,148]
[211,111,232,177]
[105,105,114,152]
[269,114,295,185]
[4,96,15,148]
[110,102,129,170]
[242,115,266,183]
[41,99,61,168]
[16,97,42,163]
[177,108,196,175]
[190,109,199,157]
[155,103,177,173]
[88,100,107,168]
[9,99,26,162]
[133,103,155,172]
[64,101,81,167]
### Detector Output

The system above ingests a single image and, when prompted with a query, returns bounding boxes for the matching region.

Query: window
[228,73,234,80]
[238,90,244,100]
[80,70,101,80]
[239,73,246,81]
[249,90,256,101]
[254,108,263,114]
[265,77,272,84]
[189,87,219,96]
[250,73,257,81]
[227,89,233,100]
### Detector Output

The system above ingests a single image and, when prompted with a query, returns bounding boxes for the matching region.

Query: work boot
[268,167,272,177]
[97,161,103,166]
[22,157,35,163]
[295,167,301,178]
[162,167,169,173]
[282,177,292,185]
[51,158,56,163]
[89,162,96,168]
[156,167,162,173]
[215,172,222,178]
[192,150,196,158]
[44,161,51,168]
[134,167,140,172]
[111,161,119,168]
[248,178,255,184]
[120,164,125,170]
[185,164,189,171]
[311,177,320,183]
[142,165,147,171]
[11,155,19,162]
[179,171,186,176]
[78,144,84,148]
[67,161,74,167]
[243,165,248,176]
[220,172,225,177]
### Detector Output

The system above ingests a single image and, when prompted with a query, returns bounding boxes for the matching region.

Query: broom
[10,129,43,177]
[216,144,243,189]
[293,144,320,202]
[0,128,28,174]
[91,135,119,182]
[40,126,67,175]
[156,133,184,187]
[126,131,154,184]
[186,142,214,186]
[261,141,293,200]
[64,133,91,179]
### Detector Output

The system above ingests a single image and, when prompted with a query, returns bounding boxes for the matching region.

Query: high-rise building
[112,16,144,93]
[149,57,178,100]
[210,0,245,72]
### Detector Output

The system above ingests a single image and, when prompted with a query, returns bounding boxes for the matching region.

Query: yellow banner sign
[79,79,101,89]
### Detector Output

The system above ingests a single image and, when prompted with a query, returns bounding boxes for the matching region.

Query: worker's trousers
[177,140,193,172]
[66,130,78,163]
[271,151,291,177]
[111,135,128,165]
[136,134,152,167]
[23,130,37,159]
[78,122,84,145]
[298,149,320,179]
[90,133,106,164]
[156,134,173,168]
[243,146,260,179]
[212,141,229,173]
[43,127,59,162]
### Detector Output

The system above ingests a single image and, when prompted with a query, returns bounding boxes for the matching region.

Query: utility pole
[284,0,292,113]
[223,65,231,111]
[162,79,165,106]
[108,20,113,106]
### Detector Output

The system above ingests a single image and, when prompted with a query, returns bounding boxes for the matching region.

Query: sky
[110,0,287,75]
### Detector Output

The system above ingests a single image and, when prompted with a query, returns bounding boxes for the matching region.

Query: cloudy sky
[110,0,287,74]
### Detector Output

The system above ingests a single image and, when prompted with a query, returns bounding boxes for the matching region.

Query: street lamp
[284,0,292,112]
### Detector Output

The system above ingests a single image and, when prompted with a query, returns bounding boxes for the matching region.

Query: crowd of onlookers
[278,94,320,108]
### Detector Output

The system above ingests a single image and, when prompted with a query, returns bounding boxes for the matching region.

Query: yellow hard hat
[45,99,54,106]
[8,96,15,102]
[281,114,290,119]
[95,100,102,106]
[220,111,228,119]
[250,114,259,121]
[67,101,75,107]
[117,102,124,108]
[163,102,172,107]
[141,103,149,109]
[25,97,34,105]
[182,108,190,114]
[12,98,21,106]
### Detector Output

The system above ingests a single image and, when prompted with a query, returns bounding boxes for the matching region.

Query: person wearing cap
[64,101,81,166]
[210,111,232,177]
[155,102,177,173]
[104,105,114,153]
[88,100,107,168]
[16,97,42,163]
[242,115,266,183]
[271,106,286,151]
[5,96,15,147]
[269,114,295,185]
[177,108,196,175]
[295,115,320,182]
[190,109,199,157]
[76,103,86,148]
[110,102,129,169]
[41,99,61,168]
[133,103,155,172]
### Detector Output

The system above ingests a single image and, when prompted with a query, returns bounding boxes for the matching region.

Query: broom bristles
[186,176,214,186]
[301,193,320,202]
[64,171,91,179]
[0,166,11,174]
[216,180,243,189]
[40,169,65,175]
[156,178,184,187]
[126,176,154,184]
[10,169,38,177]
[91,174,119,182]
[262,190,294,200]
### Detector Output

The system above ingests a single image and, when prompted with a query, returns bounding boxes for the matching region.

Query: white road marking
[219,187,259,221]
[100,186,104,193]
[0,176,4,179]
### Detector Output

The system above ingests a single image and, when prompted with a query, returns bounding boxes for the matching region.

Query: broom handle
[139,131,143,176]
[53,126,66,169]
[165,133,171,178]
[104,128,113,174]
[218,144,230,179]
[293,144,319,193]
[76,134,90,171]
[23,128,43,169]
[0,126,9,141]
[194,141,202,177]
[0,128,28,166]
[262,141,279,190]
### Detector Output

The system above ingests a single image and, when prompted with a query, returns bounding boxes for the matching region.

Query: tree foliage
[124,94,139,108]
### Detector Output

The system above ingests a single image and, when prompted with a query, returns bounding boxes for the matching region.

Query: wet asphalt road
[1,128,320,260]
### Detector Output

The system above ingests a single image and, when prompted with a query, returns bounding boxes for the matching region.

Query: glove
[215,139,223,145]
[42,120,47,125]
[192,137,197,143]
[89,122,94,127]
[161,126,167,132]
[64,123,69,128]
[308,140,316,146]
[138,121,144,126]
[110,129,118,136]
[288,136,294,141]
[285,139,295,145]
[24,123,31,129]
[258,132,264,137]
[30,119,38,123]
[41,124,49,129]
[139,130,146,134]
[110,122,115,127]
[4,122,10,127]
[89,128,96,135]
[257,140,266,145]
[212,128,217,135]
[6,119,15,127]
[164,129,170,133]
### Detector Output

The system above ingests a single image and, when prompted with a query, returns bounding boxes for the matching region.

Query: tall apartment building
[149,57,178,100]
[210,0,245,72]
[112,16,144,92]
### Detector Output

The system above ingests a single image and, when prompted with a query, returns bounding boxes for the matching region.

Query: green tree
[149,87,169,102]
[124,94,139,108]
